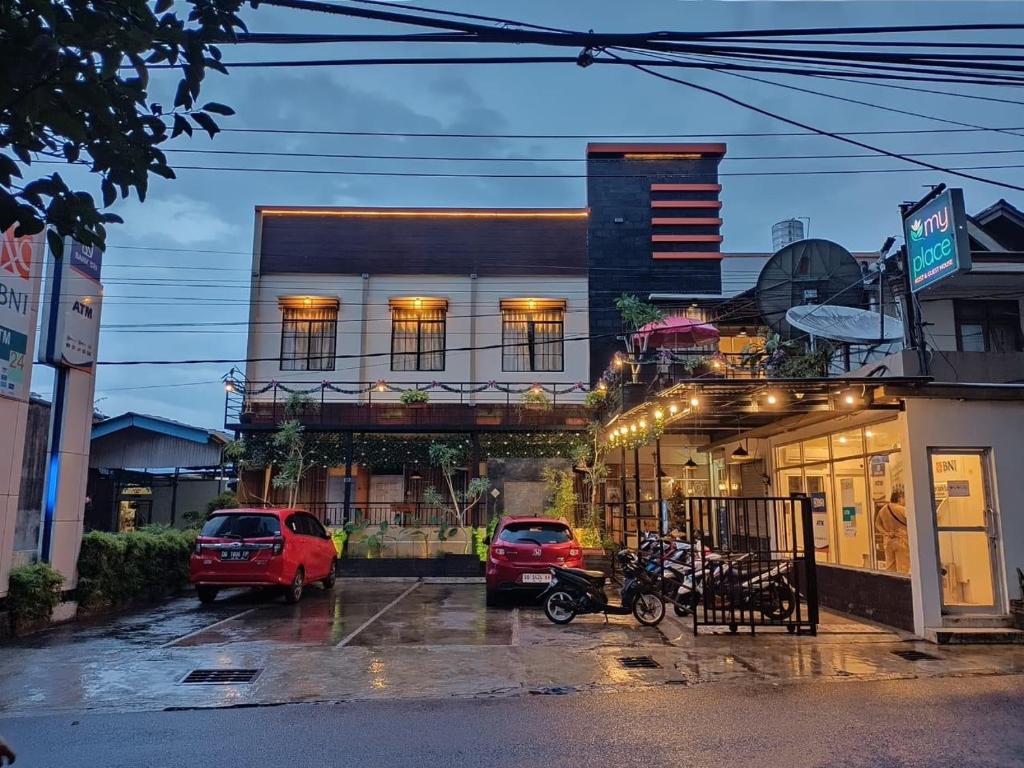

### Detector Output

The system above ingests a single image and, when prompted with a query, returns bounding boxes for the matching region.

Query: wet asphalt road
[3,675,1024,768]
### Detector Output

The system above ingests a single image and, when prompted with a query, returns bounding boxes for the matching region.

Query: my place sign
[903,187,972,293]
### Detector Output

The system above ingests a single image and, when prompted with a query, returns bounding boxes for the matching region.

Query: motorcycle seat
[555,566,606,585]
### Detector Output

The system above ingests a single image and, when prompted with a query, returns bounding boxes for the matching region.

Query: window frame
[390,308,447,372]
[501,307,565,372]
[279,305,338,372]
[953,299,1023,353]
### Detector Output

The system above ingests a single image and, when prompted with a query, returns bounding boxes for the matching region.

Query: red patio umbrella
[634,316,720,349]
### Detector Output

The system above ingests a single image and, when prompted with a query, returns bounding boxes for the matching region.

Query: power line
[38,159,1024,179]
[158,146,1024,164]
[611,53,1024,195]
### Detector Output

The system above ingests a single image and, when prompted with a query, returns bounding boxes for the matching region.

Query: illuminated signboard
[903,188,971,293]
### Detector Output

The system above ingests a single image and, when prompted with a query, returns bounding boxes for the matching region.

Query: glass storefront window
[866,420,900,453]
[772,419,905,574]
[802,435,830,463]
[834,458,871,569]
[831,428,865,459]
[776,442,803,468]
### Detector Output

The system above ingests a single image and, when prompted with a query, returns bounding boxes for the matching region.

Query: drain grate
[892,650,940,662]
[618,656,661,670]
[181,669,262,685]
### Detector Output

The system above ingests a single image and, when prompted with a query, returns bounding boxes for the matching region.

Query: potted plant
[521,388,552,411]
[400,389,430,407]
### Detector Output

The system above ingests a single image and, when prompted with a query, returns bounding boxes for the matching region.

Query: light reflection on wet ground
[1,578,1022,715]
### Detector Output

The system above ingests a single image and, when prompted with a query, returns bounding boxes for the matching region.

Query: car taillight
[569,548,580,558]
[491,546,509,560]
[272,537,285,555]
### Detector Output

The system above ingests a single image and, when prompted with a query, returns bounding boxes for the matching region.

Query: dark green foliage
[7,562,64,624]
[1,0,250,250]
[76,527,196,609]
[205,490,238,514]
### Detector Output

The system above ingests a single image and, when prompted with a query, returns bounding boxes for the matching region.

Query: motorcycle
[687,552,798,622]
[539,550,666,627]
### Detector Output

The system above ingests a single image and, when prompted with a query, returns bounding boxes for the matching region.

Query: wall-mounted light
[303,296,312,308]
[689,396,700,408]
[766,392,779,405]
[414,297,423,310]
[669,403,678,415]
[527,298,536,310]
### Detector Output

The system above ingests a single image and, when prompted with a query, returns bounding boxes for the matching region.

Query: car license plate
[221,550,251,561]
[522,573,551,584]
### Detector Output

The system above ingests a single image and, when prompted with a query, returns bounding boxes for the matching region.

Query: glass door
[929,450,1002,613]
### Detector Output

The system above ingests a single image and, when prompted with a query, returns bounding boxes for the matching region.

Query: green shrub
[76,528,196,610]
[8,563,65,625]
[206,491,239,514]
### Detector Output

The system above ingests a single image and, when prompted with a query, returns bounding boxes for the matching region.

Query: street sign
[903,188,971,293]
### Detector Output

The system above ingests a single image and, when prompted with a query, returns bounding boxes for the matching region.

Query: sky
[29,0,1024,429]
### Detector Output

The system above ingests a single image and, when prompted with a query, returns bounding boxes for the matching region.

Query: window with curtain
[280,306,337,371]
[391,307,446,371]
[502,307,564,371]
[954,299,1022,353]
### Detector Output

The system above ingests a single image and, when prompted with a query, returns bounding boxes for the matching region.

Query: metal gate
[680,496,818,635]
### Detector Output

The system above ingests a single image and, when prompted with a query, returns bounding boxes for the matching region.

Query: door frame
[926,447,1005,615]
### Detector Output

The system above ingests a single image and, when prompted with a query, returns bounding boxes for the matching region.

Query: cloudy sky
[30,0,1024,428]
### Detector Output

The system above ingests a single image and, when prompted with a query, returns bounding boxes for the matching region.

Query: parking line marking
[335,581,421,648]
[511,608,521,647]
[162,607,258,648]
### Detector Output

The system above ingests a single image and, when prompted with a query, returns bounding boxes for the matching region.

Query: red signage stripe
[651,217,722,226]
[651,200,723,209]
[650,183,722,192]
[652,252,724,260]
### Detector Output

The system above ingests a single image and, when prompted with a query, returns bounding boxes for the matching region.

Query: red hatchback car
[485,516,584,606]
[190,508,337,604]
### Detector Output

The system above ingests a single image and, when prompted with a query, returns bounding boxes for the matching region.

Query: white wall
[245,273,590,403]
[902,398,1024,633]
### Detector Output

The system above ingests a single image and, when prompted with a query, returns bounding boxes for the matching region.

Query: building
[86,413,230,531]
[605,191,1024,641]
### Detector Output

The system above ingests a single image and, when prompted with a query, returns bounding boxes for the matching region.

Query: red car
[190,508,337,604]
[485,516,584,606]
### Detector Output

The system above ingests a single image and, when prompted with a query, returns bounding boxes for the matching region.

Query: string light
[654,409,664,420]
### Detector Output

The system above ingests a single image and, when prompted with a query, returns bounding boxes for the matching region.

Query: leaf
[0,154,21,186]
[171,114,193,138]
[173,78,191,109]
[62,143,80,163]
[190,112,219,138]
[101,178,116,207]
[154,0,173,12]
[201,102,234,116]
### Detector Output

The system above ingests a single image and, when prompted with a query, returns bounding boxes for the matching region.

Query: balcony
[225,379,592,432]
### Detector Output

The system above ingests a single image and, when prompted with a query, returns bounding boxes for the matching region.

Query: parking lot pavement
[1,579,1022,716]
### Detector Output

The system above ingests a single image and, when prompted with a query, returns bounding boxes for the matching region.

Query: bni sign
[903,188,971,293]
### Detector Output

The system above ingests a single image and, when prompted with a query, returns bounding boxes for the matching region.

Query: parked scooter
[678,550,798,621]
[539,550,666,626]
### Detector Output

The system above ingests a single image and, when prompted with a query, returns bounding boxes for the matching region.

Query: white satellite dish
[786,304,904,344]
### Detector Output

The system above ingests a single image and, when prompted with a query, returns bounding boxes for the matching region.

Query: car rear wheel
[197,585,219,604]
[322,561,337,589]
[284,567,304,604]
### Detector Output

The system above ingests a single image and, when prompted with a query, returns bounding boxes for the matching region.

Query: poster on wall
[0,226,44,401]
[38,239,103,371]
[810,492,829,549]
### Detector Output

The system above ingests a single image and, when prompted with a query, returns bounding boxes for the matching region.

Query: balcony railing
[225,379,592,431]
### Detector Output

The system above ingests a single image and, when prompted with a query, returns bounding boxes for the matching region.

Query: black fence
[299,501,487,529]
[603,495,818,635]
[682,496,817,635]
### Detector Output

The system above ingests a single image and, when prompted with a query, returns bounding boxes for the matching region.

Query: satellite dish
[786,305,904,344]
[755,239,865,338]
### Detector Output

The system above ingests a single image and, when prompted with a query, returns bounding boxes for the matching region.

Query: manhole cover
[618,656,661,670]
[892,650,940,662]
[181,669,262,685]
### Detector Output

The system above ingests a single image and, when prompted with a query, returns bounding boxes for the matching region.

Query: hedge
[8,563,65,625]
[76,526,196,610]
